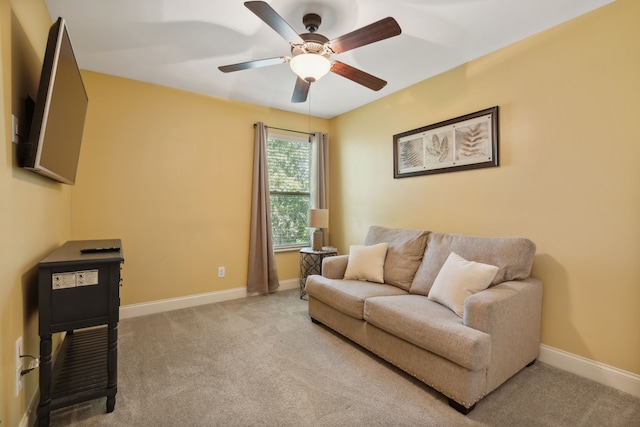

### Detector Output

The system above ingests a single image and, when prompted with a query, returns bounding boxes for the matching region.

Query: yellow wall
[2,0,638,423]
[330,0,639,374]
[70,72,329,304]
[1,0,70,424]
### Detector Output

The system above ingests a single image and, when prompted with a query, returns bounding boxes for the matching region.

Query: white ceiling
[45,0,613,119]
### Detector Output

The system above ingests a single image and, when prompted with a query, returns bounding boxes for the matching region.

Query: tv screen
[21,17,88,185]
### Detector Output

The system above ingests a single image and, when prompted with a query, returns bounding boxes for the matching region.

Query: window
[267,133,312,249]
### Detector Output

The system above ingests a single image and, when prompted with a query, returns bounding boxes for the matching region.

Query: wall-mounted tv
[21,17,88,185]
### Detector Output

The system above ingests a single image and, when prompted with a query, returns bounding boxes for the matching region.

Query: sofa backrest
[364,226,429,291]
[409,232,536,296]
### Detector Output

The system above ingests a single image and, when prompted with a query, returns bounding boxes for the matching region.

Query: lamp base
[312,229,323,251]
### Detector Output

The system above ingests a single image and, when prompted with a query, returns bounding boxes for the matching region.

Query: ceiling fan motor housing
[292,13,332,58]
[291,33,330,57]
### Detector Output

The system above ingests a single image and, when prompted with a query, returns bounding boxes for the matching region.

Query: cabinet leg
[38,334,52,427]
[38,414,50,427]
[107,395,116,412]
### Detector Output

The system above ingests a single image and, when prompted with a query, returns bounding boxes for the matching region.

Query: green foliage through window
[267,135,311,247]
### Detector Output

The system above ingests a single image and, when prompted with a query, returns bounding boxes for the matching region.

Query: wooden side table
[36,240,124,426]
[299,246,337,299]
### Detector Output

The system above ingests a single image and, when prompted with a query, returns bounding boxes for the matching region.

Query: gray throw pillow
[410,232,536,296]
[364,226,429,291]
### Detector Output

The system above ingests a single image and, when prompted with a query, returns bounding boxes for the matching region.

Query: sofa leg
[448,399,475,415]
[526,359,536,367]
[310,317,321,325]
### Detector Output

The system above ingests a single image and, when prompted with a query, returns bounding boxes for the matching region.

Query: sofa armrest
[464,277,543,392]
[322,255,349,279]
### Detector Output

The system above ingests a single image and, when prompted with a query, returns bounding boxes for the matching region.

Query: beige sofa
[305,226,542,413]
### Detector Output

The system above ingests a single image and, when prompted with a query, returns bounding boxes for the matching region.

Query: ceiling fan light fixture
[290,53,331,83]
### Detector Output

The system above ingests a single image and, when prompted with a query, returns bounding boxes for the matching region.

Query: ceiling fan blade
[245,1,304,45]
[218,56,288,73]
[292,77,310,103]
[330,61,387,91]
[328,17,401,54]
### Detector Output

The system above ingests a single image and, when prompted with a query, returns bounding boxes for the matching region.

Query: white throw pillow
[343,243,389,283]
[427,252,499,317]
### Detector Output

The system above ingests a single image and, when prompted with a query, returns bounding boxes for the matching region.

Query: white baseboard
[122,284,639,400]
[539,344,640,398]
[119,279,299,319]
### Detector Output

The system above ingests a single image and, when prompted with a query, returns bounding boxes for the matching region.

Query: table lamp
[308,209,328,251]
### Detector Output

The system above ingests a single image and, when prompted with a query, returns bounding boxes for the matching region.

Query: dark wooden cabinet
[37,239,124,427]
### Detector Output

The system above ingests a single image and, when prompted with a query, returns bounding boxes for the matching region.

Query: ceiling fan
[219,1,402,103]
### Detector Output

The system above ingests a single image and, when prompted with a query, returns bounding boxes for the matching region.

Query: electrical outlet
[11,114,19,144]
[16,336,23,396]
[217,266,225,278]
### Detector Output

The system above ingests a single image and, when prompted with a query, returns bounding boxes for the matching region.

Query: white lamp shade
[290,54,331,83]
[308,209,329,228]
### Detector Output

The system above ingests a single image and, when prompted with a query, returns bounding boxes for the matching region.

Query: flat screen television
[21,17,88,185]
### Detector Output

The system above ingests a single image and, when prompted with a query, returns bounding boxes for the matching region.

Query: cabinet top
[39,239,124,266]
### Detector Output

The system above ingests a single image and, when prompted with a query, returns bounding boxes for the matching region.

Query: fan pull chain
[308,88,312,134]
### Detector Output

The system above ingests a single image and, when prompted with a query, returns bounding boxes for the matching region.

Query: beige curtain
[310,132,329,246]
[310,132,329,210]
[247,122,279,293]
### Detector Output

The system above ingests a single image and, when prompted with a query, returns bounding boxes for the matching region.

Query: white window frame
[267,132,312,251]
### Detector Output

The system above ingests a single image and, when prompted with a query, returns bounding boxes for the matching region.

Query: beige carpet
[49,289,640,426]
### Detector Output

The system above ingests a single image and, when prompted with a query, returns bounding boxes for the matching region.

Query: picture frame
[393,106,499,178]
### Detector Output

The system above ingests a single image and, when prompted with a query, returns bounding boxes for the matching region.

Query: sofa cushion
[364,294,491,371]
[364,226,429,291]
[428,252,499,317]
[410,233,536,296]
[343,243,389,283]
[306,275,408,320]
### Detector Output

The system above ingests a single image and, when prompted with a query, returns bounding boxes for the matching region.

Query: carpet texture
[49,290,640,426]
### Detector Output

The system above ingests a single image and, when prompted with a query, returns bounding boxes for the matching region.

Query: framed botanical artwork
[393,106,499,178]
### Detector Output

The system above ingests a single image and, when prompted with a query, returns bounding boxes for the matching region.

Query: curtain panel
[247,122,280,293]
[310,132,329,210]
